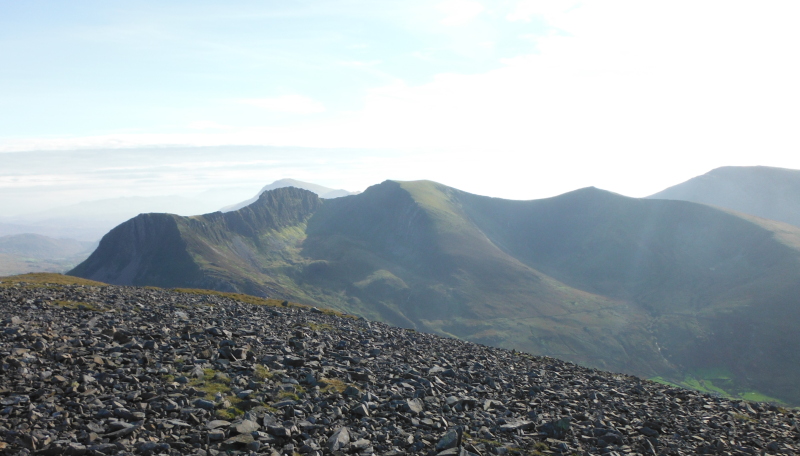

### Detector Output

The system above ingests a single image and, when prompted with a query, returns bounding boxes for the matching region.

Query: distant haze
[0,147,368,217]
[5,146,800,224]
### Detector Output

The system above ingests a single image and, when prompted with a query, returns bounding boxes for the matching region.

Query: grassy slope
[0,272,108,286]
[301,181,667,377]
[453,186,800,402]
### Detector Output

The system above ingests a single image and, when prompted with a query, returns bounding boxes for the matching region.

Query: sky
[2,0,800,216]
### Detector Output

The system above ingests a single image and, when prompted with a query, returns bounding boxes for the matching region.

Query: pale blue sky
[1,1,543,136]
[2,1,800,213]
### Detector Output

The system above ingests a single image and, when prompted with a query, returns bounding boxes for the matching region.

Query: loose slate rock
[0,282,797,456]
[206,419,231,429]
[327,426,350,452]
[436,428,461,451]
[234,419,260,434]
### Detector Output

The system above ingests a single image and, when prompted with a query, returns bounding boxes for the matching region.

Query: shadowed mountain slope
[70,181,800,403]
[648,166,800,227]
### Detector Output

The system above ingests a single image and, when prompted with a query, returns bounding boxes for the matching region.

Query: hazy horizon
[3,144,800,219]
[3,2,800,217]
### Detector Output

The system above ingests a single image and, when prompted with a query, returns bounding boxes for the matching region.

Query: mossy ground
[650,368,787,405]
[0,272,107,287]
[253,364,274,380]
[184,368,250,419]
[318,378,350,394]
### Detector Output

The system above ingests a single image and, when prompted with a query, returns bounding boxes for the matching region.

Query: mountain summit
[648,166,800,227]
[70,180,800,404]
[220,178,355,212]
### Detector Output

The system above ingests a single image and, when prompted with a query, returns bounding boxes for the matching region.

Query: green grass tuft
[0,272,107,287]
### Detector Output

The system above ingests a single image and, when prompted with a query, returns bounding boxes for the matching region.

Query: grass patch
[254,364,274,380]
[318,378,349,394]
[650,372,787,406]
[181,368,259,419]
[306,322,333,332]
[0,273,107,287]
[738,391,784,403]
[277,391,300,401]
[160,369,251,419]
[732,413,756,422]
[680,376,729,396]
[215,406,244,420]
[189,368,233,399]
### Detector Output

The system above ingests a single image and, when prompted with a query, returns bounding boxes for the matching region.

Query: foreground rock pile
[1,282,798,456]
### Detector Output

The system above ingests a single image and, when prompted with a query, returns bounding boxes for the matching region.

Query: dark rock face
[1,282,798,455]
[69,186,323,294]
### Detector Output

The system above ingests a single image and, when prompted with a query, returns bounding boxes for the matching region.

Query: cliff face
[70,187,324,292]
[69,213,204,288]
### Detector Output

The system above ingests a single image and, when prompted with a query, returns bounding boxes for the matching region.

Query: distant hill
[220,178,355,212]
[648,166,800,227]
[70,181,800,404]
[0,233,96,276]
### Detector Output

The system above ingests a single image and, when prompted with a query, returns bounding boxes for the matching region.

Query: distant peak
[219,178,356,212]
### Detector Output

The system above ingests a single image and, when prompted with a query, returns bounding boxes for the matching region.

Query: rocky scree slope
[1,281,799,455]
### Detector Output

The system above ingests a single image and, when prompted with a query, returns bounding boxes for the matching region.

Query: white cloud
[4,1,800,200]
[506,0,577,22]
[240,95,326,114]
[437,0,484,26]
[337,60,382,68]
[187,121,232,130]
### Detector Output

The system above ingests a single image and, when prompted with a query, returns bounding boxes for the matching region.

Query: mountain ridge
[70,180,800,404]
